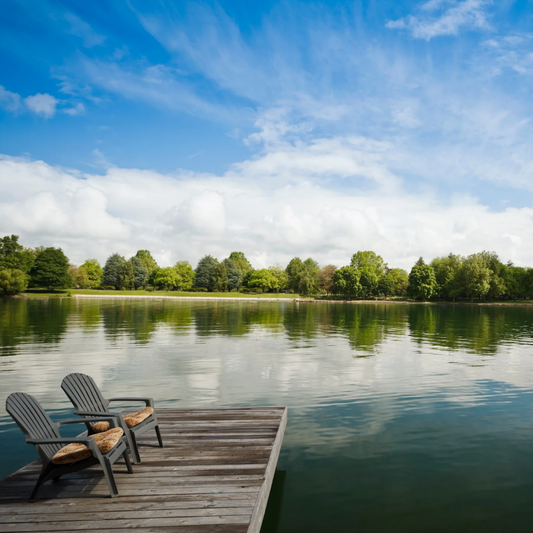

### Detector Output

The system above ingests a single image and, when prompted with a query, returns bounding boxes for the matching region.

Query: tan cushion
[123,406,154,428]
[92,420,110,433]
[51,427,124,464]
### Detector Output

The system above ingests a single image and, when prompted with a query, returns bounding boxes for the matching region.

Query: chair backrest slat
[61,373,108,413]
[6,393,62,459]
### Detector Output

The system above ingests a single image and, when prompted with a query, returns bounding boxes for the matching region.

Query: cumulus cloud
[0,86,21,112]
[386,0,491,40]
[1,135,533,270]
[24,93,59,118]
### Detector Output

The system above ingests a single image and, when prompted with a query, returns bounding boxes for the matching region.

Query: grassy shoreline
[12,290,533,306]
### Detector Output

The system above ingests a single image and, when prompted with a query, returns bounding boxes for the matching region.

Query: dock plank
[0,408,287,533]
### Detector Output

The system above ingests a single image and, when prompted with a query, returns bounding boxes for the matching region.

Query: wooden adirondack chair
[61,373,163,465]
[5,392,133,502]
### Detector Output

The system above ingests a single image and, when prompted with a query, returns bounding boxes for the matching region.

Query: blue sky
[1,0,533,268]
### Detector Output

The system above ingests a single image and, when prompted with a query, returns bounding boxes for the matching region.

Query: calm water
[2,298,533,532]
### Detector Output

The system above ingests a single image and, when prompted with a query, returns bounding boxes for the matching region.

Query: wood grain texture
[0,407,287,533]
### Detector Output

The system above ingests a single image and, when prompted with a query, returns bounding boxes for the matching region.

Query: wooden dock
[0,407,287,533]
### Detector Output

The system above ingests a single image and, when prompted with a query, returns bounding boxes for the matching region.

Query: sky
[1,0,533,270]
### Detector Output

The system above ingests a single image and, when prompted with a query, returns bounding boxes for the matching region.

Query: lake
[1,298,533,532]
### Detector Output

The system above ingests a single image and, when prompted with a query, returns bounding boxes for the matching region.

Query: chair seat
[92,407,154,433]
[52,428,124,464]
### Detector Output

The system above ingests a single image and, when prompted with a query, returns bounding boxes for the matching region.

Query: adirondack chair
[5,392,133,502]
[61,373,163,465]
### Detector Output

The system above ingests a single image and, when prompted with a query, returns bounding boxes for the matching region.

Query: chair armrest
[108,397,154,407]
[59,417,117,426]
[74,410,123,418]
[27,437,93,446]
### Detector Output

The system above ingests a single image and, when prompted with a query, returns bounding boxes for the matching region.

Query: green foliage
[350,251,387,296]
[332,266,363,297]
[154,267,181,290]
[134,250,159,276]
[408,263,438,301]
[194,255,218,290]
[382,268,409,296]
[456,253,491,302]
[431,254,463,299]
[103,253,125,288]
[501,263,528,298]
[118,260,135,290]
[317,265,336,295]
[228,252,253,278]
[174,261,195,290]
[285,257,319,294]
[69,265,92,289]
[30,248,72,290]
[212,262,229,292]
[247,269,279,292]
[0,235,34,273]
[0,269,27,295]
[268,265,288,292]
[130,257,149,289]
[285,257,304,292]
[81,259,103,288]
[223,259,242,291]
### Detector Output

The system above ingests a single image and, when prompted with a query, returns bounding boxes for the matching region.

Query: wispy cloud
[0,86,21,112]
[64,12,106,48]
[386,0,492,40]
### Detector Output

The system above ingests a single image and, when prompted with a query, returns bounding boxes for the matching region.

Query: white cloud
[0,86,22,112]
[386,0,491,40]
[64,12,106,48]
[24,93,59,118]
[1,138,533,270]
[63,102,85,115]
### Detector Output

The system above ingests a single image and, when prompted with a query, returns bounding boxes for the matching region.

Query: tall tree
[103,253,125,288]
[30,248,72,290]
[69,265,91,289]
[0,235,34,273]
[286,257,304,293]
[408,262,438,301]
[456,253,491,303]
[228,252,253,278]
[118,260,135,290]
[332,266,362,298]
[431,254,463,300]
[317,265,337,295]
[130,257,148,289]
[174,261,195,290]
[81,259,103,288]
[194,255,218,291]
[350,251,387,296]
[383,268,409,296]
[135,250,159,277]
[268,266,288,292]
[212,262,229,292]
[223,259,242,291]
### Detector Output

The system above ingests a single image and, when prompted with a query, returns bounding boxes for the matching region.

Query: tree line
[1,234,532,302]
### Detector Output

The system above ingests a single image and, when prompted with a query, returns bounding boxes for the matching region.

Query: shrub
[0,269,27,296]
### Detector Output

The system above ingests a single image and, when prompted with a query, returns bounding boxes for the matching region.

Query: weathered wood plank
[0,408,287,533]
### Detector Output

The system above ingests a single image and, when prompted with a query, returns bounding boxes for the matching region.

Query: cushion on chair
[91,407,154,433]
[51,427,124,464]
[123,406,154,428]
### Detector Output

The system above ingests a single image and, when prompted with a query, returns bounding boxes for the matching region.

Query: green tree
[212,262,229,292]
[194,255,218,290]
[81,259,103,288]
[228,252,253,279]
[0,235,34,273]
[69,265,92,289]
[154,267,181,290]
[30,248,72,290]
[223,259,242,291]
[456,253,492,303]
[332,266,363,298]
[350,251,387,296]
[103,254,125,288]
[174,261,195,290]
[286,257,304,293]
[0,269,27,295]
[385,268,409,296]
[408,262,438,301]
[118,260,135,290]
[478,251,505,299]
[317,265,337,295]
[247,269,279,292]
[431,253,463,300]
[268,265,288,292]
[135,250,159,277]
[501,263,527,299]
[130,257,148,289]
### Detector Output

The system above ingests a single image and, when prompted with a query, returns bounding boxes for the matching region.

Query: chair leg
[155,424,164,448]
[101,457,119,498]
[128,431,142,465]
[29,463,55,503]
[123,450,133,474]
